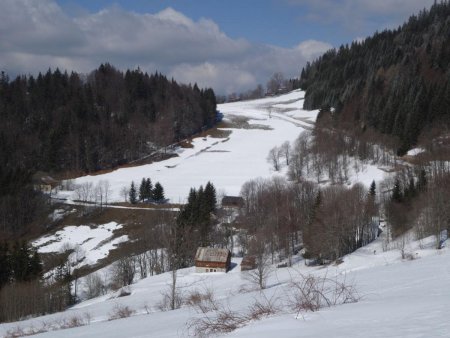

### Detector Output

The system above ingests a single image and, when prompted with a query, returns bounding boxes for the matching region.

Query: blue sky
[0,0,435,94]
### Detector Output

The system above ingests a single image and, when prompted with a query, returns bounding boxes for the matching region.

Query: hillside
[1,233,448,338]
[56,90,324,203]
[0,64,216,238]
[300,1,450,154]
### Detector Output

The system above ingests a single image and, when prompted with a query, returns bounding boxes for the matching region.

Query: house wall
[195,259,230,273]
[195,266,227,273]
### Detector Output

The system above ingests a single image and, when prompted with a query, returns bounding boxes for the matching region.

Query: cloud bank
[0,0,331,94]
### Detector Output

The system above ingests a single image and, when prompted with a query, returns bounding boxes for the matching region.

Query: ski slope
[2,235,448,338]
[57,90,319,203]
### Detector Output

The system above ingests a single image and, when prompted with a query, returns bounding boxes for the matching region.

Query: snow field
[57,90,319,204]
[33,222,128,269]
[2,234,449,338]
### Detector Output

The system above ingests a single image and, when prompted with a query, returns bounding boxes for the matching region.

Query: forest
[0,64,217,238]
[299,1,450,155]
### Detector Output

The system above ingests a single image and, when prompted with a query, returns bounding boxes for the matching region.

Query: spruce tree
[0,242,10,287]
[392,179,402,203]
[29,249,43,280]
[139,178,146,202]
[369,180,376,197]
[129,181,137,204]
[145,178,153,200]
[153,182,165,203]
[204,181,217,213]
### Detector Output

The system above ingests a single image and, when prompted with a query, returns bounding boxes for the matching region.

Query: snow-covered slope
[57,90,318,203]
[2,235,448,338]
[33,222,128,269]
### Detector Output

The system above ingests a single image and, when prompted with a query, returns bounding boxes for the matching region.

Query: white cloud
[0,0,331,94]
[295,40,333,60]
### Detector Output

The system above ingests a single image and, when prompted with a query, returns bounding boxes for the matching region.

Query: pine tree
[129,181,137,204]
[153,182,165,203]
[29,249,43,280]
[369,180,376,197]
[204,181,217,213]
[145,178,153,200]
[392,179,402,203]
[0,242,10,287]
[139,178,146,202]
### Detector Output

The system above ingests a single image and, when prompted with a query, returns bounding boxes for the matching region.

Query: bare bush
[188,295,279,337]
[5,326,25,338]
[108,303,135,321]
[187,307,248,337]
[247,296,279,320]
[4,314,90,338]
[60,315,86,329]
[288,271,359,318]
[395,234,413,260]
[157,287,184,311]
[185,288,219,313]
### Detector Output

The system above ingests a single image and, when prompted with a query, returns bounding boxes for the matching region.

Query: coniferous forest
[300,1,450,155]
[0,64,216,238]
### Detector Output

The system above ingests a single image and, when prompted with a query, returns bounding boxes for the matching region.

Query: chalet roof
[32,171,59,186]
[221,196,244,207]
[195,247,230,263]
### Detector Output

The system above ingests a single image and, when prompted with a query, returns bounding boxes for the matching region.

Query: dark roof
[195,247,230,263]
[222,196,244,208]
[241,255,257,270]
[32,171,59,186]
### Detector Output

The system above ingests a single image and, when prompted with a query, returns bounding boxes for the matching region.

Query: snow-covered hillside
[57,90,318,203]
[33,222,127,269]
[2,235,448,338]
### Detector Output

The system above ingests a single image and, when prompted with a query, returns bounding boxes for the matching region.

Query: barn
[194,247,231,273]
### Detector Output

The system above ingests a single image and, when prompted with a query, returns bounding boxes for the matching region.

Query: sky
[0,0,435,94]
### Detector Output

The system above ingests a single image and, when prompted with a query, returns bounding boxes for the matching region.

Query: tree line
[0,241,74,322]
[299,1,450,155]
[0,63,217,238]
[128,178,165,204]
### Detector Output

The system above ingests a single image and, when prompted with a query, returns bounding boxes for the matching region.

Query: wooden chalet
[32,171,59,194]
[195,247,231,273]
[221,196,244,210]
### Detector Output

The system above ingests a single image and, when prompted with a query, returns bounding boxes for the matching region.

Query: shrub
[108,304,135,320]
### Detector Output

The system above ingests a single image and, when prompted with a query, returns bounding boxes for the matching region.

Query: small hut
[240,255,257,271]
[195,247,231,273]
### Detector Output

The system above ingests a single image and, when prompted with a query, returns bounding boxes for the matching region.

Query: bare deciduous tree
[84,273,105,299]
[243,233,272,290]
[112,257,136,289]
[267,146,282,171]
[280,141,291,166]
